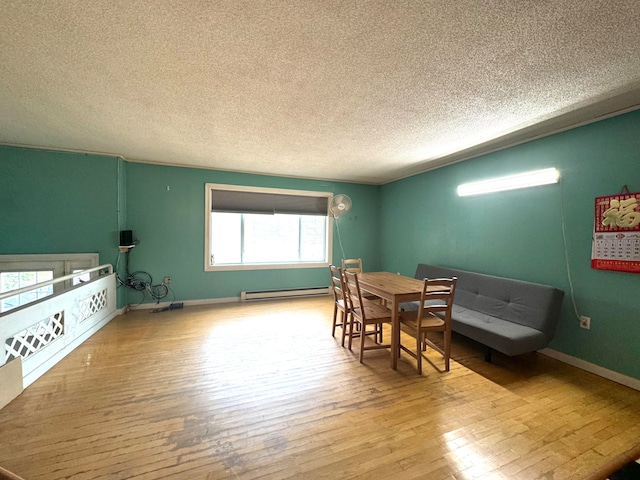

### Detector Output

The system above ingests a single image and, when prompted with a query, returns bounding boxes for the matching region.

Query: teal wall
[123,163,379,304]
[0,147,120,255]
[0,146,128,305]
[380,109,640,379]
[2,109,638,379]
[0,146,378,308]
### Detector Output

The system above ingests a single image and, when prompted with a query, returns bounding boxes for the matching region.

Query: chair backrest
[342,258,363,274]
[418,277,458,323]
[344,271,365,321]
[330,264,345,304]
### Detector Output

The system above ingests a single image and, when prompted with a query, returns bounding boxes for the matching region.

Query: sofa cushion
[399,303,549,356]
[451,306,548,356]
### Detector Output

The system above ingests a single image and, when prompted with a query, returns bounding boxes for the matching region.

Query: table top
[357,272,423,297]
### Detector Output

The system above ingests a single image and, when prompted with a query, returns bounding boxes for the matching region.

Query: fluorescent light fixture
[457,168,560,197]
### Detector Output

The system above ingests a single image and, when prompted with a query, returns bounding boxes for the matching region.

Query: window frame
[0,270,55,313]
[205,184,333,271]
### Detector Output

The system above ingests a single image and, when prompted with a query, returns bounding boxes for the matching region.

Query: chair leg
[416,332,423,375]
[359,324,366,363]
[444,329,451,372]
[331,304,338,337]
[348,318,356,350]
[340,311,347,347]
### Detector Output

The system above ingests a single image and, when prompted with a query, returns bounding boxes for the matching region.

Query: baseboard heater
[240,286,330,302]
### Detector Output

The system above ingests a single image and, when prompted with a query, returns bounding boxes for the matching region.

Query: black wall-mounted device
[119,230,133,247]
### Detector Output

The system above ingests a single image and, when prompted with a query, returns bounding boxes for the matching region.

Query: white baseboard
[539,348,640,392]
[181,297,241,306]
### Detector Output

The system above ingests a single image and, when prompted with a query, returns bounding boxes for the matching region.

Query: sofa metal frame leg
[485,347,493,363]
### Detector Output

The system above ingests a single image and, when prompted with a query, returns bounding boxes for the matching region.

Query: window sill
[205,262,330,272]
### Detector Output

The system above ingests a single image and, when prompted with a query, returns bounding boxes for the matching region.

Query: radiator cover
[240,286,330,301]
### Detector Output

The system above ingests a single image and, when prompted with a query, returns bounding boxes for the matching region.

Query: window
[0,254,99,312]
[0,271,54,312]
[205,184,332,271]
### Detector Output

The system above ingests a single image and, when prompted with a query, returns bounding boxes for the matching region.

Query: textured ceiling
[2,1,640,184]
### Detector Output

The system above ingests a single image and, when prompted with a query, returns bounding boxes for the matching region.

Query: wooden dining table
[356,271,424,370]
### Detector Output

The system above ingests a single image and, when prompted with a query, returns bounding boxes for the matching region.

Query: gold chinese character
[602,197,640,228]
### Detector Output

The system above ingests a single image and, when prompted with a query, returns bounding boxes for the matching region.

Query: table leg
[391,299,399,370]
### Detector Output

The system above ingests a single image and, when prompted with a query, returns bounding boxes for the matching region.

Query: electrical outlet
[163,276,171,285]
[580,315,591,330]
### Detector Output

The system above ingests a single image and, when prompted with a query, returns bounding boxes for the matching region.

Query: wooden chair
[0,466,26,480]
[329,265,351,346]
[342,258,364,274]
[342,258,382,306]
[398,277,457,374]
[344,271,392,363]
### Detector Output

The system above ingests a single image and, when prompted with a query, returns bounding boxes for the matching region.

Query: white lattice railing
[5,311,65,362]
[0,265,116,388]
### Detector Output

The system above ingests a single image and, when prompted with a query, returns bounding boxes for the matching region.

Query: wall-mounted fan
[330,194,352,218]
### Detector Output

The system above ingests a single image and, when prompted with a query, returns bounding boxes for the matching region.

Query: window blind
[211,189,328,215]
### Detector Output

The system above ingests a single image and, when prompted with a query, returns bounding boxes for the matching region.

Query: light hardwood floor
[1,296,639,479]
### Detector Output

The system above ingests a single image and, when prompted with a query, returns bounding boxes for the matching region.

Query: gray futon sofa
[402,264,565,361]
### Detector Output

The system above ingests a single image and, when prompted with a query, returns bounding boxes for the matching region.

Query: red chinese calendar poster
[591,192,640,273]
